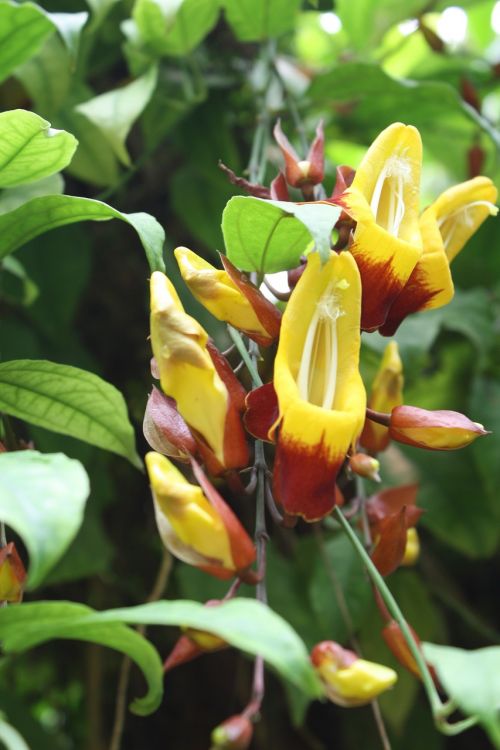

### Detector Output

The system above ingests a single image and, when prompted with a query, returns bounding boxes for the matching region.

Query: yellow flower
[150,271,248,470]
[401,527,420,566]
[339,123,423,331]
[381,176,498,336]
[271,251,366,521]
[311,641,397,707]
[361,341,403,454]
[145,452,255,579]
[174,247,280,345]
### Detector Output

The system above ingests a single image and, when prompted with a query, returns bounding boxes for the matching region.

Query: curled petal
[366,484,420,525]
[370,507,408,577]
[243,382,279,442]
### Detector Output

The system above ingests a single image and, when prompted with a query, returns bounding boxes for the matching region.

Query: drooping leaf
[222,0,302,41]
[0,193,165,272]
[0,717,30,750]
[222,196,340,272]
[1,256,39,306]
[0,110,77,188]
[0,451,90,588]
[0,360,141,468]
[0,601,162,716]
[423,643,500,748]
[75,67,158,166]
[0,174,64,215]
[0,1,54,84]
[133,0,220,56]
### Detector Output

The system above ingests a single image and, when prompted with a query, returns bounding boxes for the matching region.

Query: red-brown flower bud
[143,386,197,462]
[211,715,253,749]
[382,620,421,678]
[273,119,324,187]
[389,405,489,450]
[349,453,381,482]
[0,543,26,603]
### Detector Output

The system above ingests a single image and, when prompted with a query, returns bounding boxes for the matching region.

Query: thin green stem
[227,327,263,387]
[334,507,442,713]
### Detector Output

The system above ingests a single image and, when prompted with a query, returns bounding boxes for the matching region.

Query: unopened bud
[311,641,397,707]
[389,406,489,450]
[211,715,253,749]
[401,527,420,566]
[382,620,421,679]
[349,453,380,482]
[0,543,26,603]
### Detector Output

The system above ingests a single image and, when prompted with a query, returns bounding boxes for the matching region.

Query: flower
[0,542,26,603]
[338,123,423,331]
[361,341,404,454]
[271,251,366,521]
[273,119,324,188]
[311,641,397,707]
[401,527,420,566]
[211,715,253,749]
[174,247,281,346]
[389,405,489,450]
[145,452,256,580]
[380,176,498,335]
[149,271,248,471]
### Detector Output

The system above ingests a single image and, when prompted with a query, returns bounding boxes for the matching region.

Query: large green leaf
[0,193,165,272]
[75,67,158,166]
[0,601,162,716]
[0,1,54,84]
[0,598,321,713]
[222,196,340,272]
[335,0,428,51]
[0,451,89,588]
[222,0,301,41]
[423,643,500,747]
[133,0,220,56]
[0,110,77,188]
[0,360,141,468]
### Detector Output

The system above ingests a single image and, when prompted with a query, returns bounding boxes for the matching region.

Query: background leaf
[132,0,220,56]
[0,360,141,468]
[0,193,165,272]
[0,1,54,84]
[222,0,302,41]
[0,451,89,588]
[0,109,77,188]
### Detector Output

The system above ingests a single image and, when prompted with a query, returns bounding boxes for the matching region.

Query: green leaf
[0,601,163,716]
[15,34,73,119]
[133,0,220,56]
[0,193,165,272]
[335,0,428,51]
[222,0,301,41]
[0,1,54,84]
[0,451,89,588]
[0,360,141,469]
[423,643,500,747]
[470,377,500,510]
[46,12,89,60]
[97,599,323,697]
[0,174,64,215]
[75,67,158,166]
[222,196,340,272]
[1,256,39,306]
[0,717,30,750]
[0,110,77,188]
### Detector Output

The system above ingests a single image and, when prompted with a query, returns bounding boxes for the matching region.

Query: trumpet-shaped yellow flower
[150,271,232,467]
[174,247,280,345]
[311,641,397,707]
[361,341,403,454]
[340,123,423,331]
[380,177,498,335]
[146,453,256,578]
[272,251,366,521]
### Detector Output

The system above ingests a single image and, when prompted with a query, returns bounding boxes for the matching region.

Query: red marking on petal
[220,255,282,344]
[351,249,408,331]
[244,383,279,442]
[379,265,444,336]
[273,433,342,521]
[190,458,256,573]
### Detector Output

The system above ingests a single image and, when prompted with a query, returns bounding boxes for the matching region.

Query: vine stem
[334,507,480,735]
[228,327,263,387]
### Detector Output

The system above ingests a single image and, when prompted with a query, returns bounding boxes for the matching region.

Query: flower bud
[0,543,26,603]
[174,247,281,346]
[381,620,421,679]
[311,641,397,707]
[143,386,196,462]
[349,453,381,482]
[211,715,253,749]
[401,527,420,566]
[273,119,324,187]
[146,453,256,580]
[389,405,489,450]
[361,342,403,454]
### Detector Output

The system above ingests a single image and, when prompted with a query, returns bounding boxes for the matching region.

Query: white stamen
[370,153,412,237]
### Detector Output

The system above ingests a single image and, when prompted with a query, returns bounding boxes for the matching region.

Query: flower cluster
[143,121,496,727]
